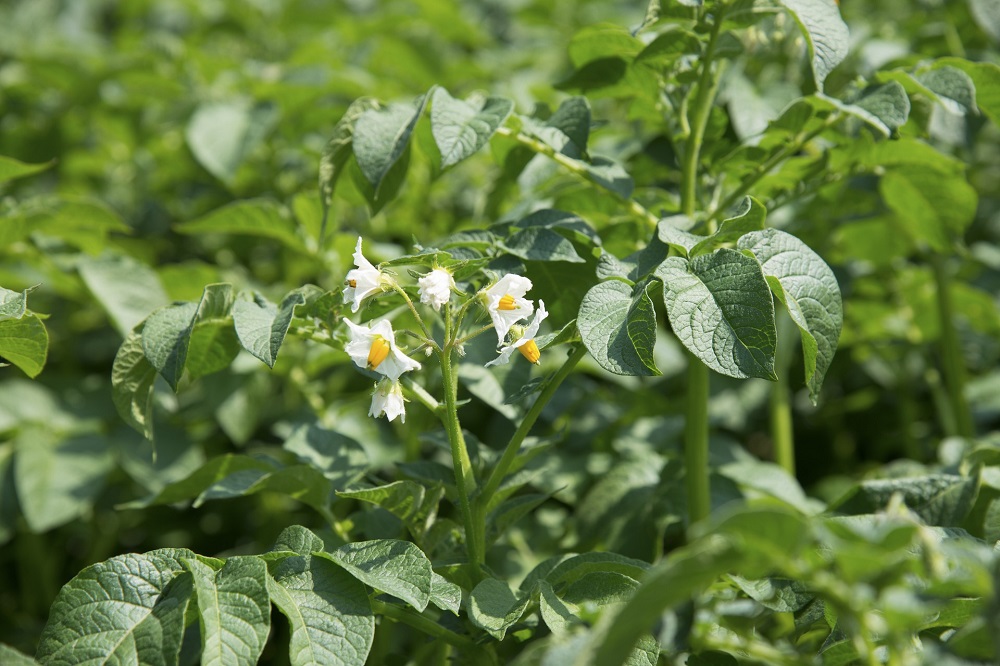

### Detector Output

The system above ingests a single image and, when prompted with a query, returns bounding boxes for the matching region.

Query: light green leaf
[936,58,1000,125]
[562,571,639,607]
[323,540,432,612]
[14,428,114,532]
[897,67,977,114]
[112,330,158,441]
[177,199,306,253]
[283,424,369,490]
[0,155,53,184]
[186,100,278,184]
[581,536,741,666]
[232,288,308,368]
[777,0,850,91]
[634,29,702,70]
[430,88,513,168]
[0,644,39,665]
[568,23,643,67]
[468,578,532,640]
[429,573,462,615]
[36,549,195,665]
[970,0,1000,41]
[544,552,650,591]
[186,556,270,666]
[578,280,660,377]
[271,525,325,556]
[539,581,580,635]
[338,481,427,525]
[691,197,767,257]
[0,285,33,321]
[268,555,375,666]
[78,255,170,336]
[354,94,428,192]
[729,575,813,612]
[812,81,912,136]
[879,165,977,251]
[0,309,48,378]
[738,229,842,401]
[656,250,777,380]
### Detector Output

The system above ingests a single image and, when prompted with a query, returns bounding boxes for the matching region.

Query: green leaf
[777,0,850,91]
[582,536,742,666]
[524,97,591,158]
[692,197,767,257]
[429,573,462,615]
[969,0,1000,41]
[729,575,813,612]
[543,552,650,591]
[232,288,308,368]
[468,578,532,640]
[634,29,702,70]
[812,81,912,136]
[0,644,40,665]
[430,88,513,168]
[0,308,48,378]
[36,549,195,665]
[354,94,428,193]
[880,165,977,251]
[337,481,427,526]
[0,155,53,184]
[562,571,639,606]
[0,285,33,321]
[177,199,307,253]
[578,280,660,377]
[14,428,114,533]
[319,97,379,239]
[738,229,842,402]
[283,424,369,490]
[879,67,977,115]
[656,249,777,380]
[268,555,375,666]
[502,227,585,263]
[186,100,278,185]
[141,302,199,391]
[323,540,432,612]
[186,556,270,666]
[830,473,981,527]
[119,454,275,509]
[538,581,580,635]
[78,255,170,336]
[568,23,643,67]
[937,58,1000,125]
[112,330,158,440]
[272,525,325,556]
[488,493,550,543]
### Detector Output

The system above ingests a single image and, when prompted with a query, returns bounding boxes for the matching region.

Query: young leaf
[777,0,850,91]
[353,93,428,193]
[656,249,777,380]
[177,199,307,253]
[232,288,308,368]
[430,88,513,168]
[468,578,532,640]
[271,525,325,556]
[578,280,660,377]
[0,154,53,184]
[322,540,433,612]
[141,302,198,391]
[0,307,48,378]
[268,554,375,666]
[429,573,462,615]
[691,197,767,257]
[737,228,842,402]
[112,330,158,440]
[186,556,271,666]
[36,549,196,665]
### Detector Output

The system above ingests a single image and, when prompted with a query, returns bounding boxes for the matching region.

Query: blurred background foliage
[1,0,1000,660]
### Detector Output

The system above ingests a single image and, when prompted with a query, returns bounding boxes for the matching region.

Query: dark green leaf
[322,539,433,612]
[232,288,308,368]
[177,199,307,253]
[354,94,428,193]
[656,250,777,380]
[430,88,513,168]
[319,97,379,237]
[271,525,325,556]
[502,227,584,263]
[937,58,1000,125]
[468,578,532,640]
[283,424,369,490]
[578,280,660,376]
[831,473,981,527]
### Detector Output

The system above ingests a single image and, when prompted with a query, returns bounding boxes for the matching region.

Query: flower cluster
[481,274,546,366]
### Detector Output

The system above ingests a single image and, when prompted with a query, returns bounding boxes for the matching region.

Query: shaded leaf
[322,540,433,612]
[578,280,660,376]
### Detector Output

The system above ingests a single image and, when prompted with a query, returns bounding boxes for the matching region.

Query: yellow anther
[497,294,517,311]
[347,279,357,288]
[367,336,391,370]
[518,339,541,364]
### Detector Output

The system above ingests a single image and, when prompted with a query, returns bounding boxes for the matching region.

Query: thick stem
[930,253,974,438]
[438,346,483,575]
[771,311,797,474]
[685,355,712,524]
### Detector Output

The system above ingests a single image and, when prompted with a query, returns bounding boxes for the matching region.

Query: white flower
[370,378,406,422]
[343,237,389,313]
[482,273,533,345]
[487,300,548,367]
[344,318,421,381]
[418,268,455,311]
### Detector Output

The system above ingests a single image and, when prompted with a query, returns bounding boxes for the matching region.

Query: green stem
[771,311,797,475]
[494,126,658,228]
[370,600,480,652]
[438,346,483,575]
[392,284,437,347]
[685,355,711,524]
[479,344,588,507]
[930,253,974,438]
